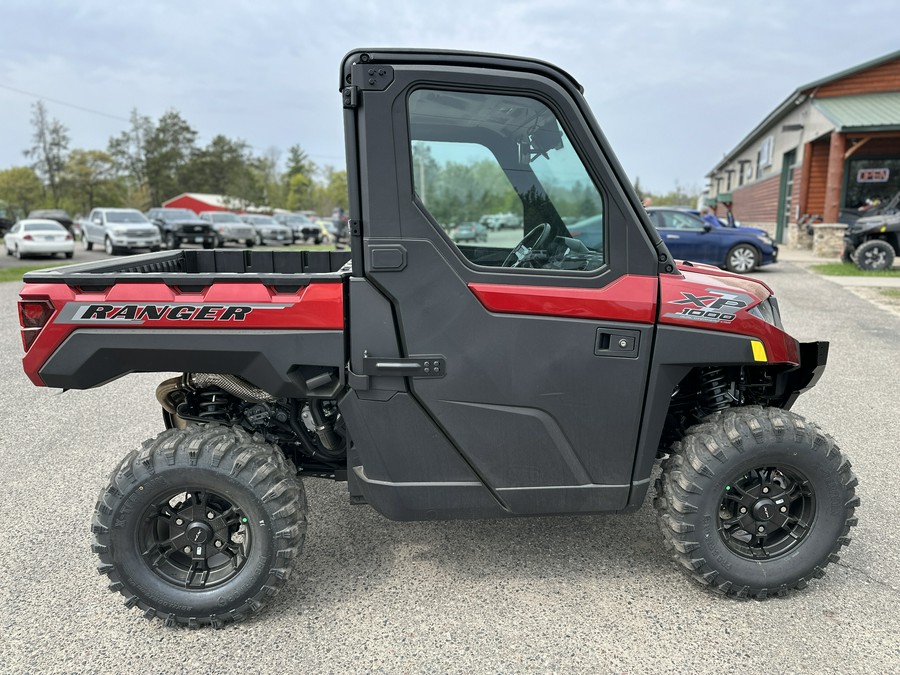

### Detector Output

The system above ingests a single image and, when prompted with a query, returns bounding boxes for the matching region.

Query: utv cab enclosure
[18,49,857,628]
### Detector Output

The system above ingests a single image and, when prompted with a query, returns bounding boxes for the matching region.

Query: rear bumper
[17,241,74,254]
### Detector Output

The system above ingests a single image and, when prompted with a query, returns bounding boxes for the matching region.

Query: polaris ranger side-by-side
[18,50,858,628]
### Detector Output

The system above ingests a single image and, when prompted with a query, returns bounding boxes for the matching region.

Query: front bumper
[111,236,161,248]
[774,341,828,409]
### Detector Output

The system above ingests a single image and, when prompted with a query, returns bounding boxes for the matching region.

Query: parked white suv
[83,208,161,255]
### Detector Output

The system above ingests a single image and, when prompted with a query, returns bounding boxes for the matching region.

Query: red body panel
[659,267,799,365]
[19,281,345,386]
[469,266,797,366]
[468,275,659,324]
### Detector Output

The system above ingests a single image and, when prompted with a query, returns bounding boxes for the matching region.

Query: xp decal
[55,303,290,325]
[663,288,753,324]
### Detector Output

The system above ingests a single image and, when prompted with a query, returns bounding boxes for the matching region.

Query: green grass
[880,289,900,299]
[809,262,900,277]
[0,264,58,283]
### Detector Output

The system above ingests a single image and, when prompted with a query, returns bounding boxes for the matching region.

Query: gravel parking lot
[1,262,898,673]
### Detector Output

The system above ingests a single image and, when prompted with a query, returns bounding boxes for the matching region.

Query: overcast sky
[2,0,898,194]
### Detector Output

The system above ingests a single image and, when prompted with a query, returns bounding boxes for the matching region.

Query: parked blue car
[645,207,777,273]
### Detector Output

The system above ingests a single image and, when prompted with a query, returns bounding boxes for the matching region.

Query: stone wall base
[786,222,814,249]
[811,223,844,259]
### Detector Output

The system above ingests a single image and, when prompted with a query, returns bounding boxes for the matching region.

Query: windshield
[160,209,197,219]
[210,212,242,223]
[106,211,148,223]
[245,216,278,225]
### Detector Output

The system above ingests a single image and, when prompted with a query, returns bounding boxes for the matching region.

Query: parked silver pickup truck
[82,208,162,255]
[197,210,258,247]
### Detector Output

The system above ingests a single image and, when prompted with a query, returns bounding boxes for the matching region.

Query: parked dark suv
[146,208,216,249]
[842,190,900,270]
[27,209,75,233]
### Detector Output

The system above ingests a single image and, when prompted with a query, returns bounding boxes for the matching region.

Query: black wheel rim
[862,247,886,268]
[139,489,252,589]
[717,466,816,560]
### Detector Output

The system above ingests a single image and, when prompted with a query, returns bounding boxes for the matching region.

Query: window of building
[408,89,605,272]
[844,158,900,210]
[756,136,774,178]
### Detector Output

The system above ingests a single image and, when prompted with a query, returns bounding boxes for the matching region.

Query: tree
[0,167,46,216]
[182,135,254,197]
[283,144,317,211]
[632,176,646,202]
[107,109,153,203]
[143,110,198,205]
[311,167,348,215]
[62,150,120,213]
[285,145,315,179]
[24,101,69,206]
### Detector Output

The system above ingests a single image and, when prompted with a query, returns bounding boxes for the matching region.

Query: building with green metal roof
[705,50,900,247]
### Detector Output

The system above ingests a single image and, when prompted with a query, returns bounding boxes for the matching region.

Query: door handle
[362,354,446,378]
[595,329,640,358]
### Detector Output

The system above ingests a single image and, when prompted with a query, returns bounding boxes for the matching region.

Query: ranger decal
[55,303,291,325]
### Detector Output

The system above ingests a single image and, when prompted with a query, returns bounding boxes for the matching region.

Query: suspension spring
[698,367,733,413]
[197,387,230,420]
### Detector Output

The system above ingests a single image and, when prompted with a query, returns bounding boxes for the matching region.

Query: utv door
[342,51,661,518]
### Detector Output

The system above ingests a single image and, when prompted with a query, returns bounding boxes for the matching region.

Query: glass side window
[408,89,605,272]
[659,211,704,230]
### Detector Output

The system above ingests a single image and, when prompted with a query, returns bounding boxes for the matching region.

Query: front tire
[725,243,759,273]
[92,425,307,628]
[655,406,858,598]
[165,232,180,250]
[853,239,895,271]
[84,236,93,251]
[104,237,117,255]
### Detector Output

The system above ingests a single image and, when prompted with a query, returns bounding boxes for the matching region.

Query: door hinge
[343,86,359,108]
[362,354,446,378]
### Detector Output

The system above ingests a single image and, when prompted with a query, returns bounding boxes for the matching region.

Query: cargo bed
[23,249,352,288]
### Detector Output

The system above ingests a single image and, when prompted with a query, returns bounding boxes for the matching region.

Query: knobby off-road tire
[655,406,858,598]
[853,239,895,271]
[92,424,307,628]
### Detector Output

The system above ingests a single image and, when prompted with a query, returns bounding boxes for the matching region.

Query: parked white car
[4,219,74,259]
[83,208,161,255]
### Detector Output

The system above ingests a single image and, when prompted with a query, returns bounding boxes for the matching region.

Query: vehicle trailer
[18,49,857,628]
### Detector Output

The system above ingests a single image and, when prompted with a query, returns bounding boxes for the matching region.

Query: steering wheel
[502,223,553,267]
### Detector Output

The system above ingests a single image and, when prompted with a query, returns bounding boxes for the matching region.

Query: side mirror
[702,224,712,233]
[93,218,102,225]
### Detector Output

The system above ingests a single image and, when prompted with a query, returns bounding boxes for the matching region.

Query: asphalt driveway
[0,261,897,673]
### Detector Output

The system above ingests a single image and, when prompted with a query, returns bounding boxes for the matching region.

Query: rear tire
[655,406,858,598]
[65,251,74,259]
[14,245,22,259]
[245,239,255,248]
[853,239,895,271]
[92,425,307,628]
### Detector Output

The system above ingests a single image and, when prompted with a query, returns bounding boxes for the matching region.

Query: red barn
[162,193,257,214]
